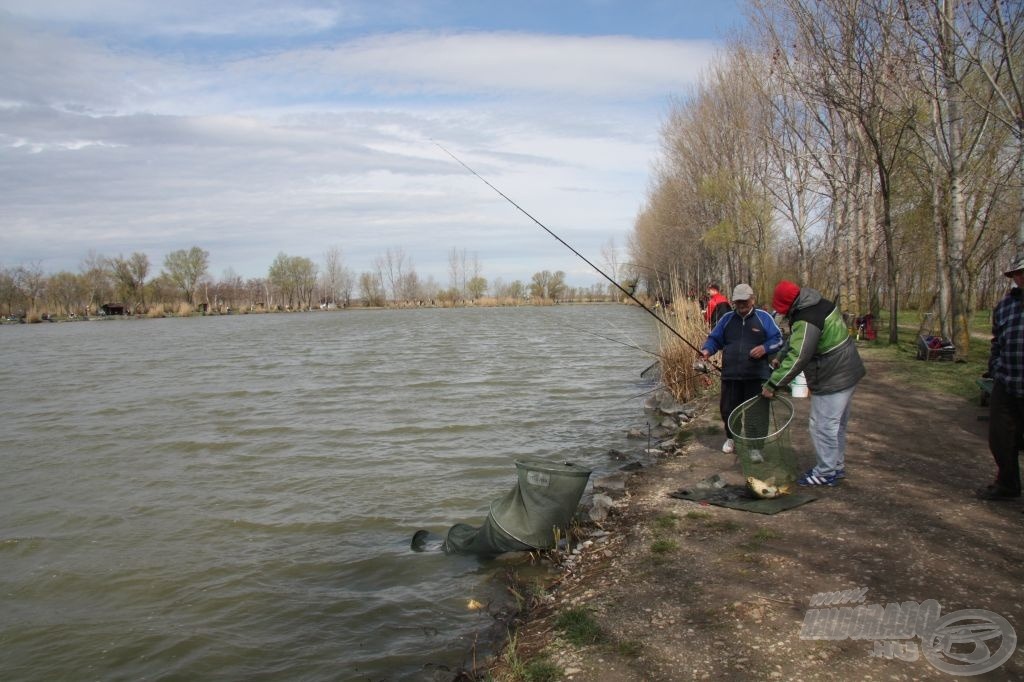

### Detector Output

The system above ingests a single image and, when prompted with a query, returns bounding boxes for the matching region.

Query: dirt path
[498,355,1023,681]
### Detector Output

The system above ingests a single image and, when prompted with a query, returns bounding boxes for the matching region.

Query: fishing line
[434,141,717,370]
[605,316,661,361]
[563,322,661,358]
[628,385,665,402]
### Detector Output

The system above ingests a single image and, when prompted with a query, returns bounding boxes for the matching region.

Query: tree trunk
[874,147,900,345]
[942,0,971,360]
[932,172,952,339]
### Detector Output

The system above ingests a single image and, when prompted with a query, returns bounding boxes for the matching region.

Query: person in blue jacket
[700,284,784,454]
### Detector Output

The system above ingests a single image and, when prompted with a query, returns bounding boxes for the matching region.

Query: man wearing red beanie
[762,280,865,486]
[772,281,801,316]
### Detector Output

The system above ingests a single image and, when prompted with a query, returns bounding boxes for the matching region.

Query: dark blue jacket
[702,308,783,381]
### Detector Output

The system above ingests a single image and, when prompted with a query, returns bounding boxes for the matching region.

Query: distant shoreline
[1,299,630,325]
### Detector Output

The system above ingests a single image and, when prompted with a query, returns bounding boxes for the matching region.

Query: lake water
[0,304,659,681]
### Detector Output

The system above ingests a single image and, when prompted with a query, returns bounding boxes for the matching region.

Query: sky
[0,0,744,288]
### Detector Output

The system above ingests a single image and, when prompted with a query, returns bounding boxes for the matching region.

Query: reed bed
[654,284,717,404]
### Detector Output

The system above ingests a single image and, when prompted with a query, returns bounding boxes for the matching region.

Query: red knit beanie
[772,280,800,315]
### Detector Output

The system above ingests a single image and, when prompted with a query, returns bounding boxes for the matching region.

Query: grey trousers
[808,385,857,476]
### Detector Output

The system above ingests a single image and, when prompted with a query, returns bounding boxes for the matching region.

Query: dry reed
[654,283,718,403]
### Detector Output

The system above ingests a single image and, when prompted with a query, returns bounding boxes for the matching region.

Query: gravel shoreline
[479,355,1024,681]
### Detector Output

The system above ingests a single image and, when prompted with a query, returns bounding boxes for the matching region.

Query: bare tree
[358,271,386,307]
[269,253,318,309]
[14,263,45,315]
[635,50,775,302]
[600,237,623,299]
[746,47,828,286]
[757,0,919,342]
[47,271,87,317]
[467,275,487,300]
[529,270,567,300]
[245,277,268,310]
[892,0,1020,356]
[163,246,209,305]
[448,247,469,296]
[374,247,408,303]
[321,246,354,308]
[397,269,422,302]
[110,252,150,312]
[79,250,112,315]
[218,268,244,311]
[953,1,1024,249]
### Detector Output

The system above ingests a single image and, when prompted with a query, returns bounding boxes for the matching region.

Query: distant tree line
[629,0,1022,358]
[0,245,615,321]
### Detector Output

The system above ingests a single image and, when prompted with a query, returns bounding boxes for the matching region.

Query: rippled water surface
[0,305,657,680]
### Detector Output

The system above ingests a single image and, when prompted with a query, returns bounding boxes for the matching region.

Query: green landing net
[727,395,798,484]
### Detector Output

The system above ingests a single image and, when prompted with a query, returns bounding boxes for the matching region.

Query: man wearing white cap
[977,255,1024,500]
[700,284,784,454]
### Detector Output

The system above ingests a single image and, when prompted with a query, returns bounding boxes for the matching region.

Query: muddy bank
[482,355,1024,680]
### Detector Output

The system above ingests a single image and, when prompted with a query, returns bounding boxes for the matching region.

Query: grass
[654,513,678,530]
[684,510,712,520]
[497,632,526,679]
[616,640,645,658]
[504,569,549,612]
[856,308,990,402]
[520,656,562,682]
[751,527,781,543]
[674,429,695,444]
[650,538,679,554]
[707,518,742,533]
[555,608,606,646]
[499,634,562,682]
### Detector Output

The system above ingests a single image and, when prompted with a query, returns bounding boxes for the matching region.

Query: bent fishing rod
[434,142,717,370]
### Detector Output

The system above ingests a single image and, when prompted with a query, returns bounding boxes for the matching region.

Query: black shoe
[974,486,1021,501]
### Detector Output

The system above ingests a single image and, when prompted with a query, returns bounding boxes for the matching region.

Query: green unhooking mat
[669,483,817,515]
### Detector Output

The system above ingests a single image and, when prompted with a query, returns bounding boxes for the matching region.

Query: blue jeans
[808,385,856,475]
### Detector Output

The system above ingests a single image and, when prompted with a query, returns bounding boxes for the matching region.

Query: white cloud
[1,18,717,113]
[0,6,726,284]
[259,31,717,99]
[0,1,354,36]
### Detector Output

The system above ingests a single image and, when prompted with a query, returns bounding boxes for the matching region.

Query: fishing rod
[434,141,718,370]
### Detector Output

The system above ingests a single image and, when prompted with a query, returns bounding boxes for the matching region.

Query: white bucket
[790,372,809,398]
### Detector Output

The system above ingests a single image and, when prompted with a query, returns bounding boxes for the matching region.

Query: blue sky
[0,1,743,287]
